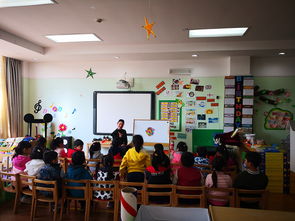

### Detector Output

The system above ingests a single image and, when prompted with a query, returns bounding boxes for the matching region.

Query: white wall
[26,57,229,79]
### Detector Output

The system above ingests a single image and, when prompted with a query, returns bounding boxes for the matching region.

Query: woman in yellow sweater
[119,135,151,182]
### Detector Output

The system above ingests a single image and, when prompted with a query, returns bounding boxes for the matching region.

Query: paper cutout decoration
[86,68,96,79]
[264,108,293,130]
[58,106,62,112]
[171,84,179,90]
[205,85,212,90]
[176,92,183,97]
[72,108,77,114]
[254,86,292,105]
[197,101,206,107]
[195,86,204,92]
[43,109,48,114]
[211,103,219,107]
[34,100,42,113]
[206,109,213,114]
[198,122,207,128]
[58,123,67,136]
[176,99,185,107]
[156,81,165,89]
[188,92,195,97]
[177,133,187,139]
[145,127,155,136]
[183,84,191,89]
[208,118,219,123]
[156,87,166,95]
[190,78,200,85]
[197,114,206,120]
[142,17,156,39]
[207,99,215,102]
[52,106,58,112]
[196,97,206,100]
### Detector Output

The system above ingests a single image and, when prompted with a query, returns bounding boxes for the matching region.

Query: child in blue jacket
[65,151,92,210]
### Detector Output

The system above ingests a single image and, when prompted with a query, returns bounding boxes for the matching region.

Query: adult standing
[111,119,128,146]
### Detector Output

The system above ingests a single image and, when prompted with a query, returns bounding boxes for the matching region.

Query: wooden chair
[235,189,268,209]
[88,180,119,221]
[31,179,59,221]
[144,184,174,206]
[86,159,101,175]
[119,181,146,205]
[60,179,90,221]
[58,157,69,173]
[0,155,12,172]
[19,174,36,219]
[204,187,235,207]
[173,185,205,208]
[0,171,20,213]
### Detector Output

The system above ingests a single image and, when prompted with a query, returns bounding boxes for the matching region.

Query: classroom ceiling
[0,0,295,62]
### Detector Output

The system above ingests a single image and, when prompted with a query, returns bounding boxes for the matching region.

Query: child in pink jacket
[12,141,32,174]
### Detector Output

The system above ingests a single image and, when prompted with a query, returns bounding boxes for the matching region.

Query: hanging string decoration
[254,86,292,105]
[142,17,156,39]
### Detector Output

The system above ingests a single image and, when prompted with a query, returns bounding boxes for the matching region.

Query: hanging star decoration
[142,17,156,39]
[85,68,96,79]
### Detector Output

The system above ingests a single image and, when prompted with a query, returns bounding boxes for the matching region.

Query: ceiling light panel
[189,27,248,38]
[0,0,56,8]
[45,34,102,43]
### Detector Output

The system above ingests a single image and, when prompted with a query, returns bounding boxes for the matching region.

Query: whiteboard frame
[133,119,170,147]
[93,91,155,135]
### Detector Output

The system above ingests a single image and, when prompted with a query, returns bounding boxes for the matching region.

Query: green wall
[25,77,224,151]
[253,77,295,145]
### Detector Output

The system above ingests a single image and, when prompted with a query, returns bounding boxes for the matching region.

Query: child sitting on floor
[205,156,232,206]
[65,151,92,210]
[12,141,32,175]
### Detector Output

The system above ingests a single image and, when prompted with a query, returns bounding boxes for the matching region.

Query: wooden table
[209,205,295,221]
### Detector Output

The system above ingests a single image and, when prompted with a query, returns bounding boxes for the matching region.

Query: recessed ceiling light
[278,52,285,55]
[192,54,198,57]
[0,0,56,8]
[189,27,248,38]
[45,34,102,43]
[114,56,120,59]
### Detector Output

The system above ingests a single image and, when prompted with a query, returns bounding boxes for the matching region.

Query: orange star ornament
[142,17,156,39]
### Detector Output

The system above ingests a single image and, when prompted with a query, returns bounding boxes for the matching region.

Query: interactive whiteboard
[93,91,155,135]
[133,119,170,146]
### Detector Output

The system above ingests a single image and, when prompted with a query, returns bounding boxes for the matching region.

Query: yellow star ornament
[142,17,156,39]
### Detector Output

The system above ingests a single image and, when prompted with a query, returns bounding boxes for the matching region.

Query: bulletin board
[133,119,170,147]
[159,100,182,131]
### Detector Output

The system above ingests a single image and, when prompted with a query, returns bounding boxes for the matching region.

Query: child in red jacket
[67,139,84,159]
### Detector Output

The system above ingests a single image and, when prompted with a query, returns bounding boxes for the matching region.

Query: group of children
[10,134,268,209]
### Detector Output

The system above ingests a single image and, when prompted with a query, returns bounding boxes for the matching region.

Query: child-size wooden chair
[60,179,90,221]
[19,174,36,219]
[204,187,235,207]
[235,188,268,209]
[173,185,205,208]
[144,184,174,207]
[0,171,20,213]
[88,180,119,221]
[31,179,59,221]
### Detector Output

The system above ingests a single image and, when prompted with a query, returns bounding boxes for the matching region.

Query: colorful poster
[264,108,293,130]
[159,100,182,131]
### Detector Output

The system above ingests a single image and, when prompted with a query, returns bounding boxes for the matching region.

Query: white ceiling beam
[0,29,45,54]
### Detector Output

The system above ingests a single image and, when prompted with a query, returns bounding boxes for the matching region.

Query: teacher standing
[111,119,128,146]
